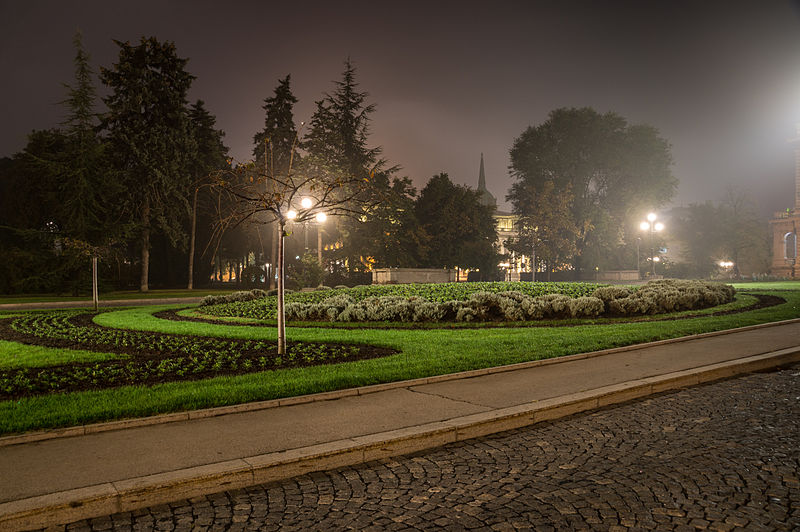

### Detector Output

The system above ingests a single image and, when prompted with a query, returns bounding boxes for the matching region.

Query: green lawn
[0,286,797,435]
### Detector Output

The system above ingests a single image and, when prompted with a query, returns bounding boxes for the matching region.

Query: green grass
[0,288,797,435]
[0,341,124,369]
[0,288,237,305]
[732,280,800,291]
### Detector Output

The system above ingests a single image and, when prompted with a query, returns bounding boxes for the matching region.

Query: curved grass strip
[0,340,123,369]
[0,310,393,400]
[0,289,797,435]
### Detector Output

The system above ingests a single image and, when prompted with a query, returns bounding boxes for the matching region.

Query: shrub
[568,296,604,318]
[199,290,268,307]
[591,286,633,312]
[607,279,735,316]
[202,280,735,323]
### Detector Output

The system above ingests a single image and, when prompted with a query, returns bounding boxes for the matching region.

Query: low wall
[372,268,458,284]
[505,270,640,282]
[595,270,640,281]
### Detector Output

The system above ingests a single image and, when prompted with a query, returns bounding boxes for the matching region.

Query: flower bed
[201,281,607,321]
[275,279,736,323]
[0,311,394,399]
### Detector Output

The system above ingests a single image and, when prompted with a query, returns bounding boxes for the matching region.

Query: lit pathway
[58,365,800,531]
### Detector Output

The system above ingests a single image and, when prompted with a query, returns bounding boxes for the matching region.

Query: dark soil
[0,313,397,400]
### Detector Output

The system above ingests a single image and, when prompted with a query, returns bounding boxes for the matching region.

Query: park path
[1,319,799,530]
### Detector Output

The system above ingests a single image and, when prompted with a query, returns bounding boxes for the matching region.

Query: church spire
[476,153,497,208]
[478,153,487,192]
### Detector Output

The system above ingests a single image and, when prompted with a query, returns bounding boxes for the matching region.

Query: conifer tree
[187,99,229,289]
[59,30,113,245]
[253,75,298,174]
[101,37,197,291]
[303,59,389,179]
[252,76,300,288]
[303,59,398,272]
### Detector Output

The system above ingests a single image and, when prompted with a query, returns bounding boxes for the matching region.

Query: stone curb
[2,317,798,449]
[2,345,799,531]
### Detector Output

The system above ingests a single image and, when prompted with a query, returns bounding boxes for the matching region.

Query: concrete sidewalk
[1,320,799,530]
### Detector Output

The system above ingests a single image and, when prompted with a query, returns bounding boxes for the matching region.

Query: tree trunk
[140,199,150,292]
[270,223,279,289]
[277,221,287,355]
[187,186,199,290]
[92,257,99,311]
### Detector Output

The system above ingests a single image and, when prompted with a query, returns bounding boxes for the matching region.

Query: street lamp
[640,212,664,277]
[636,237,641,276]
[315,211,327,268]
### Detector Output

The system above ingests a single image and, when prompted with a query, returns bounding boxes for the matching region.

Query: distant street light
[640,212,664,277]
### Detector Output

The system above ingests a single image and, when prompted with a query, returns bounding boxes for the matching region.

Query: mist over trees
[0,34,778,295]
[508,107,678,275]
[669,189,770,279]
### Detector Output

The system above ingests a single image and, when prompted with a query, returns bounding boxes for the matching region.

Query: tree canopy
[101,37,197,291]
[509,107,676,272]
[416,173,498,274]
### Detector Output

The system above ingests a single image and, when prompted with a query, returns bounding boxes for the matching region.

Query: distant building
[474,154,530,277]
[769,124,800,278]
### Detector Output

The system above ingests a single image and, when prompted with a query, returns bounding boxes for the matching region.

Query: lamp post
[315,211,327,265]
[639,213,664,277]
[636,237,641,277]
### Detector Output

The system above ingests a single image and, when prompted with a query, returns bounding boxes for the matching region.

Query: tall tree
[303,59,396,272]
[215,130,377,354]
[58,31,115,245]
[303,59,384,178]
[0,33,116,295]
[415,173,498,274]
[344,173,429,268]
[509,107,676,272]
[506,179,580,279]
[252,76,300,288]
[101,37,197,291]
[672,189,769,278]
[253,75,298,174]
[187,99,229,289]
[716,188,770,277]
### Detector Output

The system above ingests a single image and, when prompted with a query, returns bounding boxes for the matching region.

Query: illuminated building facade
[769,125,800,278]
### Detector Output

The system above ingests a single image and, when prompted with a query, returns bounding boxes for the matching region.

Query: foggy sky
[1,0,799,218]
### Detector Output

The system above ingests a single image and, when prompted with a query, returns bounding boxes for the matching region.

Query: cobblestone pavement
[57,365,800,531]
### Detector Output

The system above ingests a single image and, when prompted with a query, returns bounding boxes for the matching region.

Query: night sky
[2,0,799,217]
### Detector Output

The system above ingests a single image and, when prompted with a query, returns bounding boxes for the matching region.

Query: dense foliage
[508,107,677,274]
[201,281,608,320]
[668,191,770,279]
[200,280,735,323]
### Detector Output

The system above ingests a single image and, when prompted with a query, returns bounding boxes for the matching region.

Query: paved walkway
[0,298,203,312]
[1,320,799,530]
[62,364,800,531]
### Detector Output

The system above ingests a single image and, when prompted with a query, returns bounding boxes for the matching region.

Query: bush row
[283,279,735,323]
[593,279,736,315]
[201,281,607,320]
